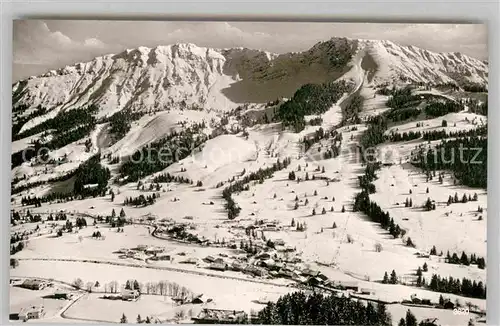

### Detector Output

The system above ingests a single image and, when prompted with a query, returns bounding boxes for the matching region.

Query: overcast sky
[13,20,488,82]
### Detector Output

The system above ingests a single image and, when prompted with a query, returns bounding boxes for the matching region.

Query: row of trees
[421,126,487,141]
[222,158,292,219]
[441,250,486,269]
[353,163,405,239]
[123,194,158,207]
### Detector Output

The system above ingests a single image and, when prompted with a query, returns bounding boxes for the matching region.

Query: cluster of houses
[115,245,168,261]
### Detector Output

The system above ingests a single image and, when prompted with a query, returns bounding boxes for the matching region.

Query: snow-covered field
[10,36,488,326]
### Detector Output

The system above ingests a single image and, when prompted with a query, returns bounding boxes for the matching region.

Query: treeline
[412,136,487,188]
[274,80,351,132]
[427,274,486,299]
[422,126,487,141]
[256,291,392,325]
[353,163,405,239]
[119,123,207,182]
[222,158,291,219]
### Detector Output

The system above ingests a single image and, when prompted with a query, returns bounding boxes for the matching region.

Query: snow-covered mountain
[12,37,488,134]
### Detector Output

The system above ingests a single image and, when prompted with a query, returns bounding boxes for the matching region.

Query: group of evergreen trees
[424,101,464,118]
[412,136,487,188]
[462,82,487,93]
[10,240,25,255]
[382,270,399,284]
[106,109,144,140]
[341,93,363,125]
[274,81,351,132]
[386,130,422,142]
[360,116,387,157]
[444,250,486,269]
[256,291,392,325]
[73,154,111,197]
[446,192,479,205]
[119,123,207,182]
[123,194,158,207]
[386,107,421,122]
[152,172,193,185]
[386,87,422,109]
[222,158,292,219]
[427,274,486,299]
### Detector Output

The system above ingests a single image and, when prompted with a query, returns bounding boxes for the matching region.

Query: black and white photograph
[9,20,488,325]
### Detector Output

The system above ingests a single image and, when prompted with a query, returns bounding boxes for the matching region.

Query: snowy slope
[359,38,488,86]
[14,43,241,134]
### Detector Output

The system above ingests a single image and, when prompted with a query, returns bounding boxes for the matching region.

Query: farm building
[208,262,227,271]
[121,288,140,301]
[191,294,212,304]
[151,254,171,261]
[19,279,47,290]
[193,308,248,324]
[145,246,164,255]
[204,255,216,263]
[337,281,359,291]
[180,257,199,264]
[231,261,247,271]
[18,305,44,321]
[359,288,374,295]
